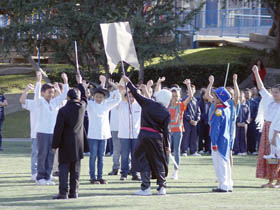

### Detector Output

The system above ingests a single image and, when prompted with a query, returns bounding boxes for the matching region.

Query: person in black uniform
[52,74,89,199]
[122,76,172,196]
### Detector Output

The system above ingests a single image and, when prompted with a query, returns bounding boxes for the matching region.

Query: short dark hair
[272,84,280,91]
[67,88,81,100]
[41,83,54,92]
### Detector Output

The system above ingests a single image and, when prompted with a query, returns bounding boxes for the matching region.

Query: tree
[0,0,205,82]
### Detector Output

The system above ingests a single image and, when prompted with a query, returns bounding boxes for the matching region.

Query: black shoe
[52,171,59,177]
[228,190,233,193]
[120,175,127,181]
[212,188,227,193]
[98,179,108,184]
[68,193,78,199]
[53,194,68,200]
[132,175,141,181]
[108,169,119,176]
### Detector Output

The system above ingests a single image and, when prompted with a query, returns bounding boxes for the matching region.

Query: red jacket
[253,67,266,81]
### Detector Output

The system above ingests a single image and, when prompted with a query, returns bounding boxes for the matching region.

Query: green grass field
[0,140,279,210]
[2,111,30,138]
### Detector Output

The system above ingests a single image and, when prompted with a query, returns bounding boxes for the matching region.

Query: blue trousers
[31,138,38,175]
[170,132,182,170]
[88,139,107,180]
[0,119,3,149]
[181,121,198,154]
[120,138,137,176]
[234,125,248,154]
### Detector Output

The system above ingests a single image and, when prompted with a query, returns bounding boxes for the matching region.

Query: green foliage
[0,0,205,78]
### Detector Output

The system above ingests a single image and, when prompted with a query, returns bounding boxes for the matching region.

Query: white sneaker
[36,179,49,185]
[50,175,56,181]
[264,154,276,160]
[31,174,37,181]
[191,152,201,157]
[157,187,166,195]
[181,153,187,157]
[252,152,258,155]
[46,180,56,186]
[199,150,205,154]
[171,170,178,180]
[135,188,152,196]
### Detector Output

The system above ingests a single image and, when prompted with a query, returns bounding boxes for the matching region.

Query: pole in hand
[74,41,80,75]
[224,63,230,88]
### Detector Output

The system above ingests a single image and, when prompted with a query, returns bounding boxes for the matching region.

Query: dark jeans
[247,121,257,153]
[120,138,137,176]
[181,121,198,154]
[198,120,210,152]
[0,119,3,149]
[59,160,81,196]
[234,125,248,154]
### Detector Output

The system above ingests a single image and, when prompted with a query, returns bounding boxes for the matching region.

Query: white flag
[100,22,140,74]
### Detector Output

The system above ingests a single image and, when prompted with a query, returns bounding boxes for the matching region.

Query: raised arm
[99,75,106,89]
[252,65,265,91]
[34,71,42,103]
[154,77,165,93]
[76,74,87,105]
[20,84,34,105]
[233,74,240,108]
[182,79,193,106]
[139,84,151,99]
[122,76,150,106]
[52,73,69,107]
[205,75,214,103]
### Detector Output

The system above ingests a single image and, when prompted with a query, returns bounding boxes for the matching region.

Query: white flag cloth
[100,22,140,74]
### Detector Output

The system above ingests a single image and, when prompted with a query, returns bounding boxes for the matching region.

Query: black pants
[247,120,257,153]
[198,121,210,152]
[59,160,81,196]
[181,122,198,154]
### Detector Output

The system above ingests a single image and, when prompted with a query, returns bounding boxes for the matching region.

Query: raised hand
[82,80,89,89]
[209,75,214,84]
[76,74,82,84]
[183,78,191,86]
[252,65,258,74]
[122,76,130,83]
[36,71,42,83]
[157,77,165,83]
[233,74,238,82]
[61,72,68,84]
[99,75,106,84]
[147,80,154,87]
[26,84,34,91]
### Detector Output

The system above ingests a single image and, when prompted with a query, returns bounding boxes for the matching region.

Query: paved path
[2,138,31,142]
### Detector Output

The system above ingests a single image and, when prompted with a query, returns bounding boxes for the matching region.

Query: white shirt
[110,106,119,132]
[259,88,280,122]
[118,101,141,139]
[34,82,69,134]
[22,99,37,139]
[87,90,121,140]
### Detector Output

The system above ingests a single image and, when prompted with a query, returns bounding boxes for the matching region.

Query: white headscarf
[154,89,172,108]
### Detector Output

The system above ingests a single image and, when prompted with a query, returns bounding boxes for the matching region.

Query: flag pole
[224,63,230,88]
[74,41,80,75]
[121,60,134,139]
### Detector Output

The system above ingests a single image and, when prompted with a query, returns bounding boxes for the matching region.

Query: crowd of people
[0,59,279,199]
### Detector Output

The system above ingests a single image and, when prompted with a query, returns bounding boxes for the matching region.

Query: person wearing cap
[168,79,193,180]
[209,86,232,192]
[52,74,89,199]
[87,79,122,184]
[122,75,171,196]
[206,74,240,167]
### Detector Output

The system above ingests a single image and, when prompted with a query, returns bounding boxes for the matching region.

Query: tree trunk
[138,60,144,84]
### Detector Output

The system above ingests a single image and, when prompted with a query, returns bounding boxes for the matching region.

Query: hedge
[48,63,250,89]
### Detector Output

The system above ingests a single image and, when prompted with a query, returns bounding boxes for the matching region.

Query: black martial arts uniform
[127,82,171,190]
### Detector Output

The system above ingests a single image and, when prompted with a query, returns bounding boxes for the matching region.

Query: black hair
[41,83,54,92]
[67,88,81,100]
[255,59,264,69]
